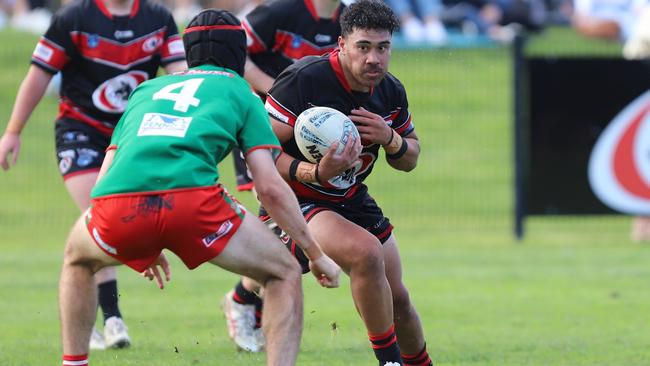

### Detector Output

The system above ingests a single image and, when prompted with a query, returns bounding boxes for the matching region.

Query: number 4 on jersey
[152,78,204,112]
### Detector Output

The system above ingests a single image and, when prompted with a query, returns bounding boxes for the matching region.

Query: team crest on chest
[142,35,163,53]
[92,70,149,113]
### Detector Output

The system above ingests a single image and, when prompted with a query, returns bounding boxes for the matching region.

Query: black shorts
[259,190,393,273]
[55,118,111,179]
[232,147,254,191]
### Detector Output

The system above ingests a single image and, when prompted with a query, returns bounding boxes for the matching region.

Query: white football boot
[104,316,131,349]
[89,327,106,350]
[221,290,264,352]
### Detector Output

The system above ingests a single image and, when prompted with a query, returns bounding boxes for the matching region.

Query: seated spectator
[572,0,645,41]
[9,0,51,34]
[385,0,448,44]
[623,3,650,59]
[442,0,546,42]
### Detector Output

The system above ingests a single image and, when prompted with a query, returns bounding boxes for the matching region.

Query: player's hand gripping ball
[294,106,360,163]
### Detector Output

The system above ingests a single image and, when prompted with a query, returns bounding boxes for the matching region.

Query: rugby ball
[294,106,359,163]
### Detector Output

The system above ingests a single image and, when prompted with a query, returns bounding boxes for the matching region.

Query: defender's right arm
[245,148,341,288]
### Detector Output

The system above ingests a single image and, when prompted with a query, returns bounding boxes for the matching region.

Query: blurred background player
[221,0,346,352]
[236,1,433,365]
[57,10,340,366]
[0,0,187,350]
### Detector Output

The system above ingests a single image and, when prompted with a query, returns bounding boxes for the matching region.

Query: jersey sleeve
[390,78,415,136]
[239,93,282,159]
[264,65,308,127]
[242,3,283,54]
[107,114,126,151]
[160,12,185,65]
[31,9,75,73]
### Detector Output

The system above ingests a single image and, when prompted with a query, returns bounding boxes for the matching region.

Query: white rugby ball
[294,106,359,163]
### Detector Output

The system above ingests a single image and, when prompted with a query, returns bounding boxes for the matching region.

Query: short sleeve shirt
[243,0,343,79]
[265,50,414,202]
[91,65,280,198]
[31,0,185,125]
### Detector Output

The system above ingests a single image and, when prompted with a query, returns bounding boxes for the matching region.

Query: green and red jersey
[91,64,280,198]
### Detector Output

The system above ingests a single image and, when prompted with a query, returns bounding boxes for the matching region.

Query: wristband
[386,138,408,160]
[289,159,300,181]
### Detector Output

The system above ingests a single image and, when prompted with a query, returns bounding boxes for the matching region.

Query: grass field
[1,28,650,365]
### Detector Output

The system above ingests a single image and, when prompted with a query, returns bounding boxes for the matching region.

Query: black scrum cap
[182,9,246,76]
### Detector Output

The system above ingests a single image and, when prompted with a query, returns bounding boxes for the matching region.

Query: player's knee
[349,240,384,275]
[265,246,302,283]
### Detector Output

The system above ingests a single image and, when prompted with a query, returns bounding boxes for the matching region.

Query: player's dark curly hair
[340,0,400,37]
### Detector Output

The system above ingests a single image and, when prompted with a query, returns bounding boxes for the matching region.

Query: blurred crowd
[1,0,647,47]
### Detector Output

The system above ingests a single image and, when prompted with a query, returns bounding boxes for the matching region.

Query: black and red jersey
[265,50,414,202]
[243,0,343,80]
[31,0,185,134]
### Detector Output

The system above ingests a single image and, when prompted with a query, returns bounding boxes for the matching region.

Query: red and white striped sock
[62,354,88,366]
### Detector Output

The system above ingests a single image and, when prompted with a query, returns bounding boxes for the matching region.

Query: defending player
[222,0,346,352]
[260,1,433,365]
[0,0,187,349]
[57,9,340,366]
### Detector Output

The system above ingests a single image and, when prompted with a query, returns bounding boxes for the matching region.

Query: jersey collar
[94,0,140,19]
[328,50,374,96]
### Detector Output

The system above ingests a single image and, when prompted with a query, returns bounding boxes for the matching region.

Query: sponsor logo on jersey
[92,71,148,113]
[92,227,117,254]
[58,149,75,174]
[76,148,99,167]
[202,220,234,247]
[588,89,650,214]
[142,35,163,53]
[114,30,134,39]
[300,204,315,214]
[266,102,289,123]
[327,159,362,189]
[137,113,193,138]
[33,43,53,62]
[168,39,184,55]
[62,131,89,142]
[314,34,332,43]
[87,34,100,48]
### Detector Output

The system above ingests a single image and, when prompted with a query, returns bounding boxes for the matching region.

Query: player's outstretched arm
[246,148,341,288]
[244,57,275,95]
[0,66,53,170]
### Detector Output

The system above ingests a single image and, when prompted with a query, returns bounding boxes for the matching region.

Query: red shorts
[86,185,245,272]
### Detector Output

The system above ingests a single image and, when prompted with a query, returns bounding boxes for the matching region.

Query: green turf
[1,28,649,365]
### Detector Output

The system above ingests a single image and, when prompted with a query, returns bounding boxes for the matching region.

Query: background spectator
[441,0,546,42]
[385,0,448,43]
